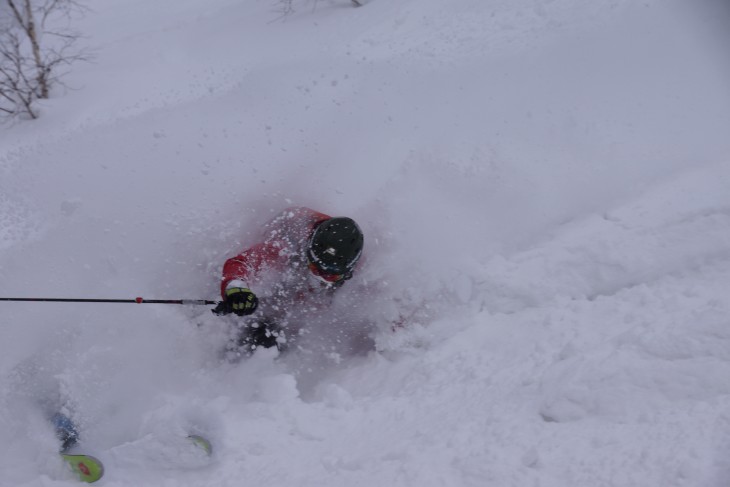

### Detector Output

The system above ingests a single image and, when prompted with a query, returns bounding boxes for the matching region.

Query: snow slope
[1,0,729,485]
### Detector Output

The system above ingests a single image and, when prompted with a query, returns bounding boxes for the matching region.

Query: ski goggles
[307,261,346,283]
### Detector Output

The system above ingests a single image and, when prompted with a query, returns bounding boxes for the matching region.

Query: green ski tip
[60,453,104,483]
[187,434,213,456]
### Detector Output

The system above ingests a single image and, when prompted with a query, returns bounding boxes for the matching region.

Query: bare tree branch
[0,0,87,119]
[272,0,361,21]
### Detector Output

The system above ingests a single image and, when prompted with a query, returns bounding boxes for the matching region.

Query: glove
[213,287,258,316]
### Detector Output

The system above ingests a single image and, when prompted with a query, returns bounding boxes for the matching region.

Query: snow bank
[1,0,729,485]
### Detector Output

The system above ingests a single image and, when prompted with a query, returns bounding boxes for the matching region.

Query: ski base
[60,453,104,483]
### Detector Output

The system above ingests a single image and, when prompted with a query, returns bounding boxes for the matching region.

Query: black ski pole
[0,297,219,305]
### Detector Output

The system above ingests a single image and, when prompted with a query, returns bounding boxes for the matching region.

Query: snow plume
[1,0,730,486]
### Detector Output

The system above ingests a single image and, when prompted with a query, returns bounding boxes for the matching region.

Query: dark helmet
[307,217,364,275]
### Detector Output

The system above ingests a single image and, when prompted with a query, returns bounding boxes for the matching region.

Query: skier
[213,207,364,354]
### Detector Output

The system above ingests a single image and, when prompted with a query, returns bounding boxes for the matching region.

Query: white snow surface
[1,0,730,485]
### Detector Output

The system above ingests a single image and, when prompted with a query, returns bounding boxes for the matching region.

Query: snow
[1,0,729,485]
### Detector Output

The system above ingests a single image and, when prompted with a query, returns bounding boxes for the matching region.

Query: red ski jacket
[220,207,333,300]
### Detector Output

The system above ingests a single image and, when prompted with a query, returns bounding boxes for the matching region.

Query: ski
[187,434,213,456]
[56,435,206,482]
[60,453,104,483]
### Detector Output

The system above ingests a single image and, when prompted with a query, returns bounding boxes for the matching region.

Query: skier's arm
[215,241,284,316]
[220,243,271,298]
